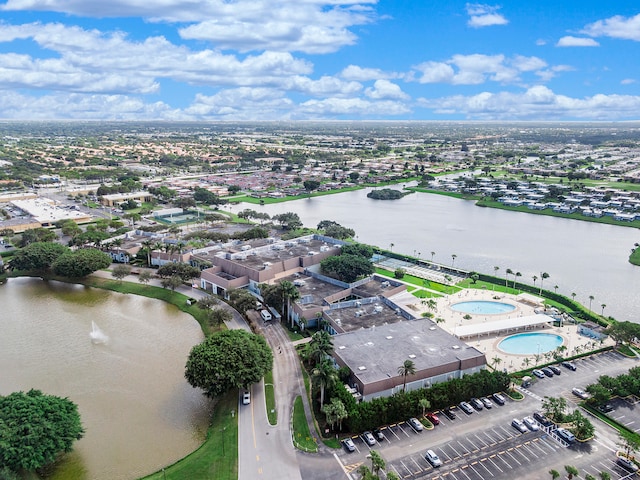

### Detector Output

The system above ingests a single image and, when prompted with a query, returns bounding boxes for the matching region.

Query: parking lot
[336,350,640,480]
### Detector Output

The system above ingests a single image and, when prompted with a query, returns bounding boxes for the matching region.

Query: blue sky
[0,0,639,121]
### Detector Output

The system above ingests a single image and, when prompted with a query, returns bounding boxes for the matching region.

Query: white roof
[454,314,555,338]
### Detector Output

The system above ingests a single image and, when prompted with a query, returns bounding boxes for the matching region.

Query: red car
[426,412,440,425]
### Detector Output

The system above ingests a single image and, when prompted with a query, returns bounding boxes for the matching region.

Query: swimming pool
[451,300,516,315]
[498,333,564,355]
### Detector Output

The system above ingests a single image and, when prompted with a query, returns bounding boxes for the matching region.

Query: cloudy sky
[1,1,639,121]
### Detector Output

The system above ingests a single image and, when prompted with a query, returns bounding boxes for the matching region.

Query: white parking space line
[457,440,471,454]
[495,451,513,470]
[489,427,507,442]
[520,441,538,458]
[410,456,424,474]
[457,466,473,480]
[529,439,548,455]
[389,464,403,479]
[449,443,463,458]
[477,458,494,477]
[538,436,561,452]
[467,437,480,451]
[486,454,504,473]
[389,425,402,441]
[474,433,489,447]
[397,424,411,438]
[439,448,453,462]
[504,448,522,466]
[466,462,484,479]
[398,460,413,477]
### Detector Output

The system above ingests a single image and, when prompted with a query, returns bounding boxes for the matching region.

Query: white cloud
[1,0,377,53]
[465,3,508,28]
[536,39,547,46]
[364,80,409,100]
[413,54,549,85]
[284,76,362,97]
[582,13,640,41]
[621,78,636,85]
[339,65,398,81]
[556,36,599,47]
[418,86,640,120]
[0,23,315,93]
[185,88,294,119]
[299,97,410,116]
[0,91,183,120]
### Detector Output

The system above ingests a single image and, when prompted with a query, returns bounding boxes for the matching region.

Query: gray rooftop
[333,319,484,386]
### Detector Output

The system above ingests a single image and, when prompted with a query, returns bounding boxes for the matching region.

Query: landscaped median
[292,396,318,453]
[264,370,277,426]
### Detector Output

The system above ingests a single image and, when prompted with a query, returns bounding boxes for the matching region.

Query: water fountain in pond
[90,321,109,344]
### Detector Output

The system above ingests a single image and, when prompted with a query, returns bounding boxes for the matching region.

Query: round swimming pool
[451,300,516,315]
[498,333,564,355]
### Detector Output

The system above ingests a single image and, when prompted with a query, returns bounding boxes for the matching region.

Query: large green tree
[320,254,373,283]
[0,389,84,472]
[185,330,273,398]
[9,241,69,271]
[52,248,112,277]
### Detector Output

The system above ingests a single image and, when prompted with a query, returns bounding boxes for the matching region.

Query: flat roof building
[333,319,486,401]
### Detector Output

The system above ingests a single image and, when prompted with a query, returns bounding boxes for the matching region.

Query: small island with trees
[367,188,410,200]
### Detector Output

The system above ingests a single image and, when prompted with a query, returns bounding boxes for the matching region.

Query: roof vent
[358,366,367,371]
[408,354,416,359]
[338,345,346,350]
[366,342,374,346]
[429,326,436,330]
[386,336,393,340]
[452,345,461,350]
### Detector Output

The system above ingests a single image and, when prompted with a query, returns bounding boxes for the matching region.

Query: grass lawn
[140,390,238,480]
[264,370,277,426]
[375,267,454,295]
[292,396,317,452]
[630,247,640,266]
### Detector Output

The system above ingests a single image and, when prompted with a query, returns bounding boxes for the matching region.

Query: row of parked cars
[532,361,577,380]
[458,392,506,415]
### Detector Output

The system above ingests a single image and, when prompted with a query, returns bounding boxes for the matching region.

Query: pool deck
[393,287,613,372]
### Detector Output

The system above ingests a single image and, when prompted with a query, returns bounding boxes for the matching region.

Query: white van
[260,310,272,321]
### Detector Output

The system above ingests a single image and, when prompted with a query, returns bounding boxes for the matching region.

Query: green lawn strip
[292,396,318,452]
[630,247,640,266]
[264,370,277,426]
[140,390,238,480]
[374,267,454,294]
[405,187,481,201]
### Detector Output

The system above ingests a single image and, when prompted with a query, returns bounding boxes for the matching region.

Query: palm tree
[451,254,457,267]
[522,357,531,368]
[280,280,300,327]
[397,359,416,392]
[425,299,437,313]
[389,242,394,252]
[540,272,549,294]
[141,239,154,266]
[601,303,606,316]
[549,469,560,480]
[532,275,538,289]
[308,331,334,366]
[430,251,435,262]
[554,285,559,293]
[505,268,513,287]
[599,472,611,480]
[571,292,577,302]
[311,360,338,409]
[589,295,595,311]
[491,357,502,370]
[419,398,431,417]
[564,465,579,479]
[514,271,522,289]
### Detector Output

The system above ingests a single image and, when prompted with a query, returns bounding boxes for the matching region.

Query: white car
[523,416,539,431]
[425,449,442,467]
[242,391,251,405]
[512,418,528,433]
[362,431,376,446]
[408,417,424,432]
[572,387,589,400]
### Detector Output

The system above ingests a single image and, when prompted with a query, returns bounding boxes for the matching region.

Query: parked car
[541,367,555,377]
[481,397,494,409]
[362,431,376,446]
[470,397,484,410]
[443,407,457,420]
[425,449,442,467]
[562,361,577,371]
[532,369,546,379]
[572,387,589,400]
[373,428,385,441]
[533,412,554,427]
[598,403,614,413]
[556,427,576,443]
[522,416,540,431]
[426,412,440,425]
[511,418,528,433]
[242,391,251,405]
[492,393,506,405]
[408,417,424,432]
[342,437,356,452]
[617,456,639,473]
[549,365,562,375]
[459,402,474,415]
